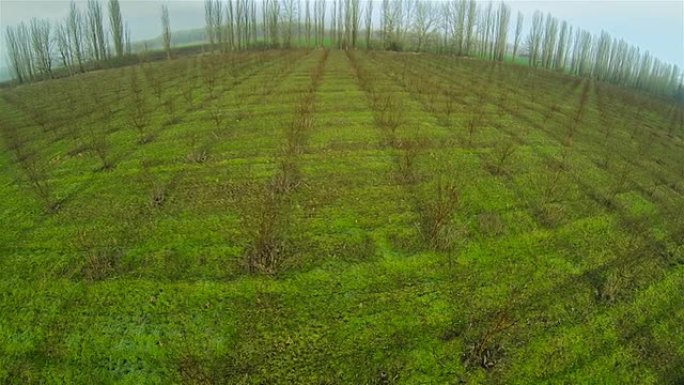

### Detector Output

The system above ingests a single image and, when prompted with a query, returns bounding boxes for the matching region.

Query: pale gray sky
[0,0,682,68]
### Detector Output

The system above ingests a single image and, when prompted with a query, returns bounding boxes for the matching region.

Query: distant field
[1,49,683,384]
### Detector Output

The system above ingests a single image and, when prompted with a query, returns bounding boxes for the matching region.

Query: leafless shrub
[462,298,519,370]
[270,158,301,195]
[467,108,484,144]
[574,80,591,126]
[208,100,223,130]
[311,49,329,88]
[442,90,456,126]
[535,202,566,228]
[140,165,181,209]
[485,139,517,176]
[201,56,218,98]
[394,136,425,184]
[186,133,210,164]
[128,67,151,144]
[19,154,58,212]
[245,184,288,274]
[182,82,194,111]
[72,229,122,281]
[610,162,631,199]
[164,94,179,125]
[375,94,404,143]
[418,179,460,251]
[247,219,286,274]
[87,125,113,170]
[145,65,164,102]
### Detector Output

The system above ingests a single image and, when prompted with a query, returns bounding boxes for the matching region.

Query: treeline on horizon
[4,0,683,99]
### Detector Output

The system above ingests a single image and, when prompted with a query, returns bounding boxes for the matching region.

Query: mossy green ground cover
[1,49,683,384]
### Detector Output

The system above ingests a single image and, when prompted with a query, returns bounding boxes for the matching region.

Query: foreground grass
[1,49,683,384]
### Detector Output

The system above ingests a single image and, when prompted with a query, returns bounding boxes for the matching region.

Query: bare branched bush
[610,162,631,199]
[208,100,223,130]
[128,67,151,144]
[164,94,178,125]
[140,164,181,209]
[270,158,301,195]
[186,133,210,164]
[182,83,194,111]
[145,65,164,102]
[201,57,218,99]
[87,125,113,171]
[542,171,562,206]
[394,137,425,184]
[246,204,286,275]
[72,229,123,281]
[462,297,519,370]
[19,155,57,212]
[442,90,456,126]
[375,95,404,144]
[486,139,517,176]
[574,80,592,127]
[467,108,484,144]
[418,180,460,251]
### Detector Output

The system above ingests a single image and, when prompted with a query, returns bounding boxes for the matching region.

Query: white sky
[0,0,682,68]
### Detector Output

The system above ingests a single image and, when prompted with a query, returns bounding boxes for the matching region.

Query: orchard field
[1,49,683,384]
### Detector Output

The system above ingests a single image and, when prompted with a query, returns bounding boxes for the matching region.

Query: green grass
[1,48,683,384]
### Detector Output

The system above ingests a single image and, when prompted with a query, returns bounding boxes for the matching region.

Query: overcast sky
[1,0,682,68]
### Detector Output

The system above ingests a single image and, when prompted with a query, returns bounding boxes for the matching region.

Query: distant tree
[266,0,280,47]
[29,18,53,78]
[575,29,592,76]
[479,2,492,58]
[86,0,108,61]
[350,0,360,48]
[541,13,558,69]
[305,0,312,46]
[67,1,85,72]
[527,11,543,67]
[161,4,172,59]
[414,0,436,52]
[4,26,25,83]
[593,30,612,80]
[205,0,216,50]
[381,0,405,50]
[213,0,224,50]
[18,23,36,80]
[248,0,256,47]
[283,0,297,48]
[124,22,132,54]
[315,0,326,47]
[447,0,466,55]
[463,0,476,55]
[494,2,510,61]
[55,24,73,75]
[511,11,523,63]
[365,0,373,48]
[108,0,124,57]
[226,0,235,50]
[330,0,338,47]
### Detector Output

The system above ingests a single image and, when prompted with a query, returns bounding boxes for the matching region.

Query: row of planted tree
[4,0,683,98]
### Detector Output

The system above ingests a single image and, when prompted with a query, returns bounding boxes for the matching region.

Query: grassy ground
[1,48,683,384]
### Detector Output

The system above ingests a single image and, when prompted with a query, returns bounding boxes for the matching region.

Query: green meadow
[1,49,683,384]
